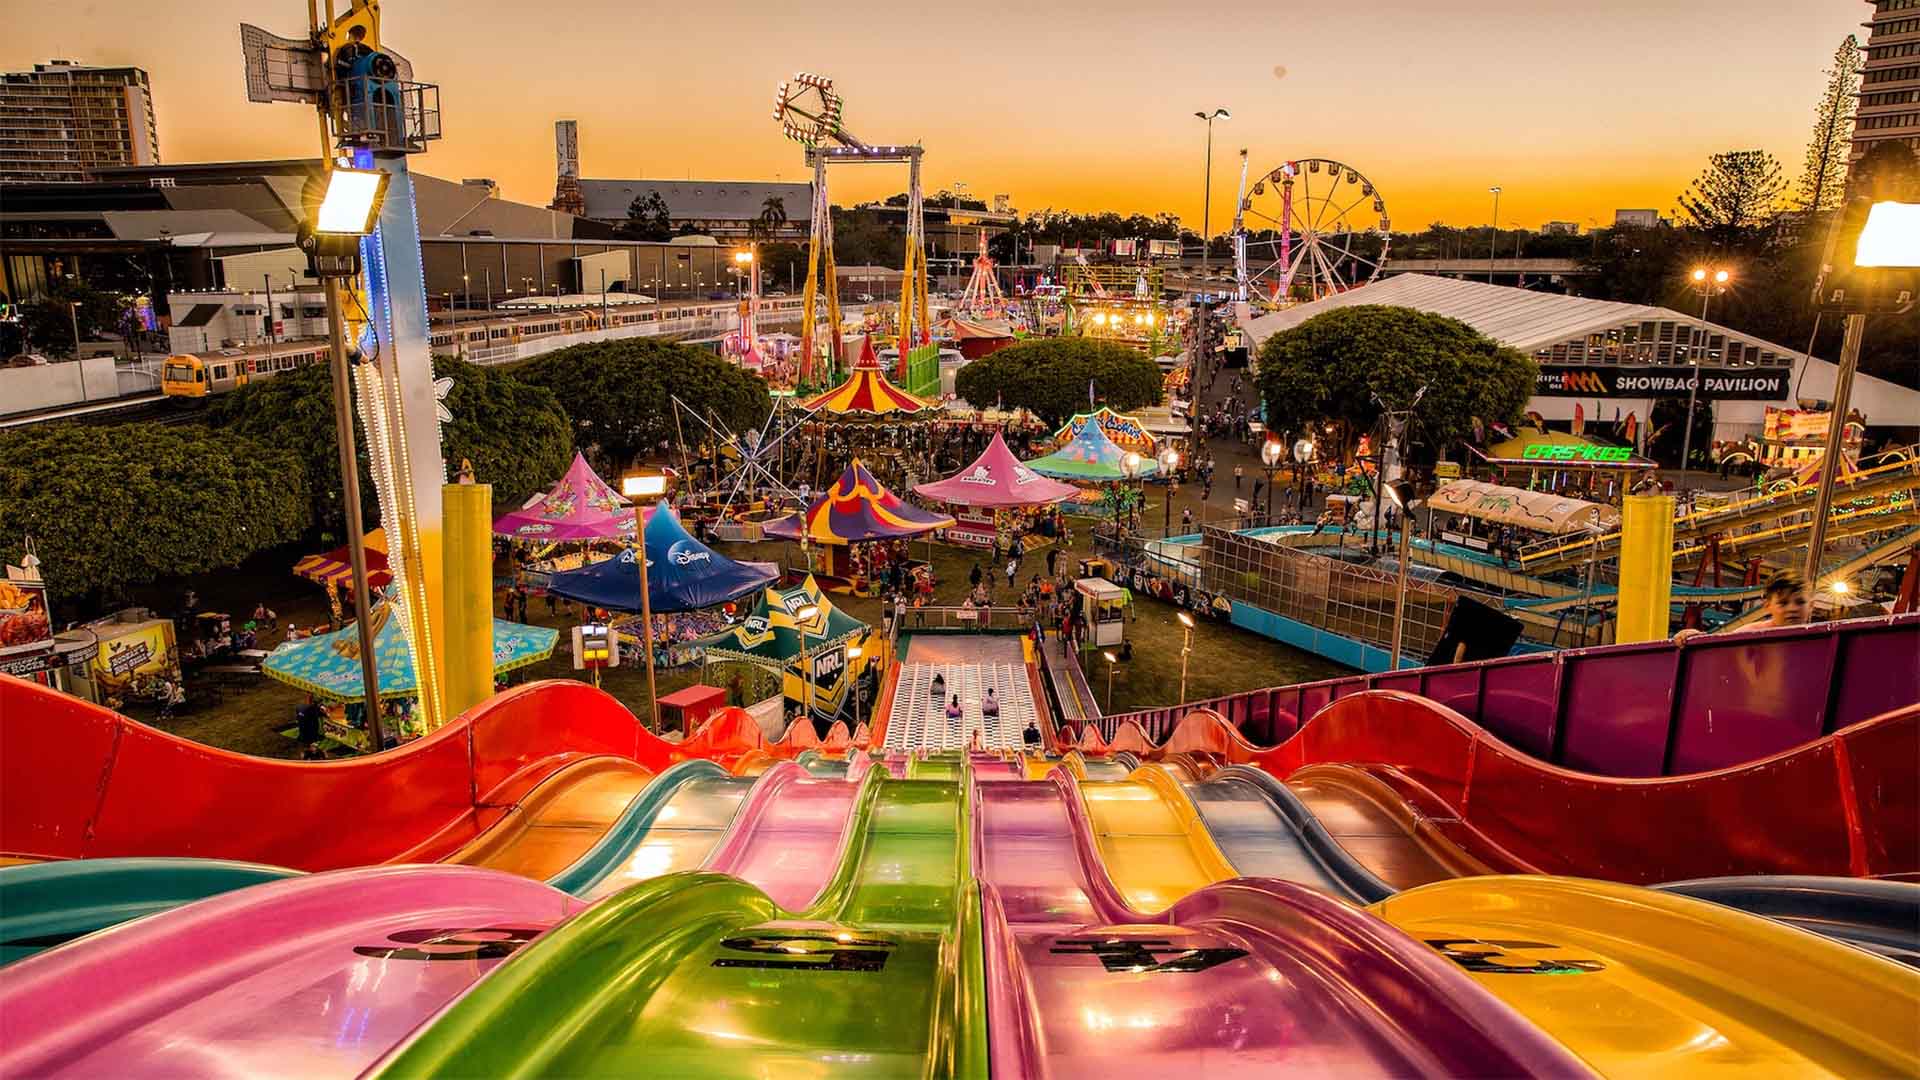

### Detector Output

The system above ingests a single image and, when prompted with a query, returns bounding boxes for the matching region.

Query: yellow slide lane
[1075,765,1237,913]
[1371,875,1920,1077]
[442,757,655,880]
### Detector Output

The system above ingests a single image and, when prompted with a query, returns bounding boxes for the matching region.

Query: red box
[658,684,729,734]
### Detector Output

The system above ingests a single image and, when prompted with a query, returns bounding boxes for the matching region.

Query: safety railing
[1097,611,1919,778]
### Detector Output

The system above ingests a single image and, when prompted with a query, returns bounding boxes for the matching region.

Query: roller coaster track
[1519,452,1920,574]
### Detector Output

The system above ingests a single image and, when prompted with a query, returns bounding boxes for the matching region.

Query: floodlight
[314,167,389,236]
[795,603,821,621]
[1384,479,1419,511]
[1854,201,1920,268]
[848,644,864,659]
[1827,579,1851,595]
[734,250,755,264]
[1177,612,1195,629]
[1101,650,1118,664]
[621,473,668,499]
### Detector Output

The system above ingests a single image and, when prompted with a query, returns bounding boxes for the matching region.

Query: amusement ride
[1233,154,1392,306]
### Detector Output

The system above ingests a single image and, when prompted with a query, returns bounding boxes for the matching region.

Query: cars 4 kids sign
[1535,365,1787,401]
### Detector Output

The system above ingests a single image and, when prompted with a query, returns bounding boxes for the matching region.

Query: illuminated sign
[1534,364,1788,401]
[1521,444,1633,462]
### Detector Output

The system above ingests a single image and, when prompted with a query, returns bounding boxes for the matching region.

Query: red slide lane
[1148,690,1917,884]
[0,677,767,870]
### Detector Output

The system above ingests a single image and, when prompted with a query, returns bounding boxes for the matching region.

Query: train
[161,296,808,400]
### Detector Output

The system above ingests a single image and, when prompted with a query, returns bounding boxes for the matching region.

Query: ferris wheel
[1233,157,1390,305]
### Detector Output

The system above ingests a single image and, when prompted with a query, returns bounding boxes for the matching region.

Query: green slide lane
[906,754,965,781]
[373,770,987,1079]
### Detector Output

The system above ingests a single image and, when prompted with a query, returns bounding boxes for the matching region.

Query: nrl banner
[1535,364,1788,401]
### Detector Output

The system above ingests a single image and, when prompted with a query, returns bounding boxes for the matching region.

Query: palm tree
[759,195,789,240]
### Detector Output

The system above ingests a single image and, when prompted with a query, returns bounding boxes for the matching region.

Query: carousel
[794,336,939,491]
[764,460,953,594]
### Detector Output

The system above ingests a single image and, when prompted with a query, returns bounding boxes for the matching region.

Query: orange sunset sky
[8,0,1864,230]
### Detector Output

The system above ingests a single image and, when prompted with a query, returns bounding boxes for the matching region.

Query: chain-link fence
[1200,526,1459,660]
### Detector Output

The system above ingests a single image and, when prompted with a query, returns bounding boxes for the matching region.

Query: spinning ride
[774,72,930,383]
[1234,157,1390,306]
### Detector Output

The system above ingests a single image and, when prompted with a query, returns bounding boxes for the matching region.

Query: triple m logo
[1549,370,1607,394]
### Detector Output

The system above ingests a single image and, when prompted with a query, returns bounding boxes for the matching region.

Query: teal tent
[263,602,558,702]
[1025,420,1161,482]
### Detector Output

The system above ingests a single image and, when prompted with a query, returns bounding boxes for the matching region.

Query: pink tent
[492,451,638,541]
[912,431,1080,508]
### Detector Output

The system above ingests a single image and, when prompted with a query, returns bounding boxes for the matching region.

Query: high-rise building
[0,60,159,184]
[1854,0,1920,162]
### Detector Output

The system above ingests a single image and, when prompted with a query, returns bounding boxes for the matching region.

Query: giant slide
[1047,764,1920,1075]
[365,770,986,1077]
[0,758,887,1074]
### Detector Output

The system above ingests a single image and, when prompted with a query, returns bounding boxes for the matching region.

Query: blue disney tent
[545,505,778,613]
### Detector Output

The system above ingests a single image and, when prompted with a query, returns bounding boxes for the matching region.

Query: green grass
[139,493,1345,756]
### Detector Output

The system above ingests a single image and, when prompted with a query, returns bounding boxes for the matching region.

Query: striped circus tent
[801,336,935,418]
[764,459,954,544]
[292,528,392,590]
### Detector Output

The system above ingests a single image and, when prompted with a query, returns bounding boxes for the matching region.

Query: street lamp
[1101,649,1119,713]
[1292,436,1316,513]
[1192,107,1231,401]
[1176,611,1195,706]
[848,643,865,733]
[1487,187,1502,281]
[622,473,669,731]
[1118,451,1142,533]
[1260,439,1283,523]
[1384,479,1421,668]
[1193,108,1231,283]
[1159,447,1180,533]
[1803,196,1920,587]
[1680,266,1733,485]
[793,602,821,731]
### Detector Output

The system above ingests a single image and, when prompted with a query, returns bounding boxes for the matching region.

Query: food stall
[1073,577,1130,648]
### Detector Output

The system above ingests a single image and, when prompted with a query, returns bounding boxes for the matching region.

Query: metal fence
[1200,525,1461,660]
[1098,612,1920,777]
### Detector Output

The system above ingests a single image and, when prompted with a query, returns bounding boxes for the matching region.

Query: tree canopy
[17,276,132,358]
[620,191,674,242]
[0,423,310,605]
[1799,36,1862,212]
[1255,306,1536,456]
[207,355,571,534]
[953,338,1163,427]
[1675,149,1786,243]
[510,338,770,469]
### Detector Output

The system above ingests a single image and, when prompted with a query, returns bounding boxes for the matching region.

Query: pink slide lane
[0,865,583,1078]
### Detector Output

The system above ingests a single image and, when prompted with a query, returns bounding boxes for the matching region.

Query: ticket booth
[1073,577,1129,648]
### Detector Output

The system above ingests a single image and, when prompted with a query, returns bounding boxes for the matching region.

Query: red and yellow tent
[803,336,935,418]
[292,528,392,590]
